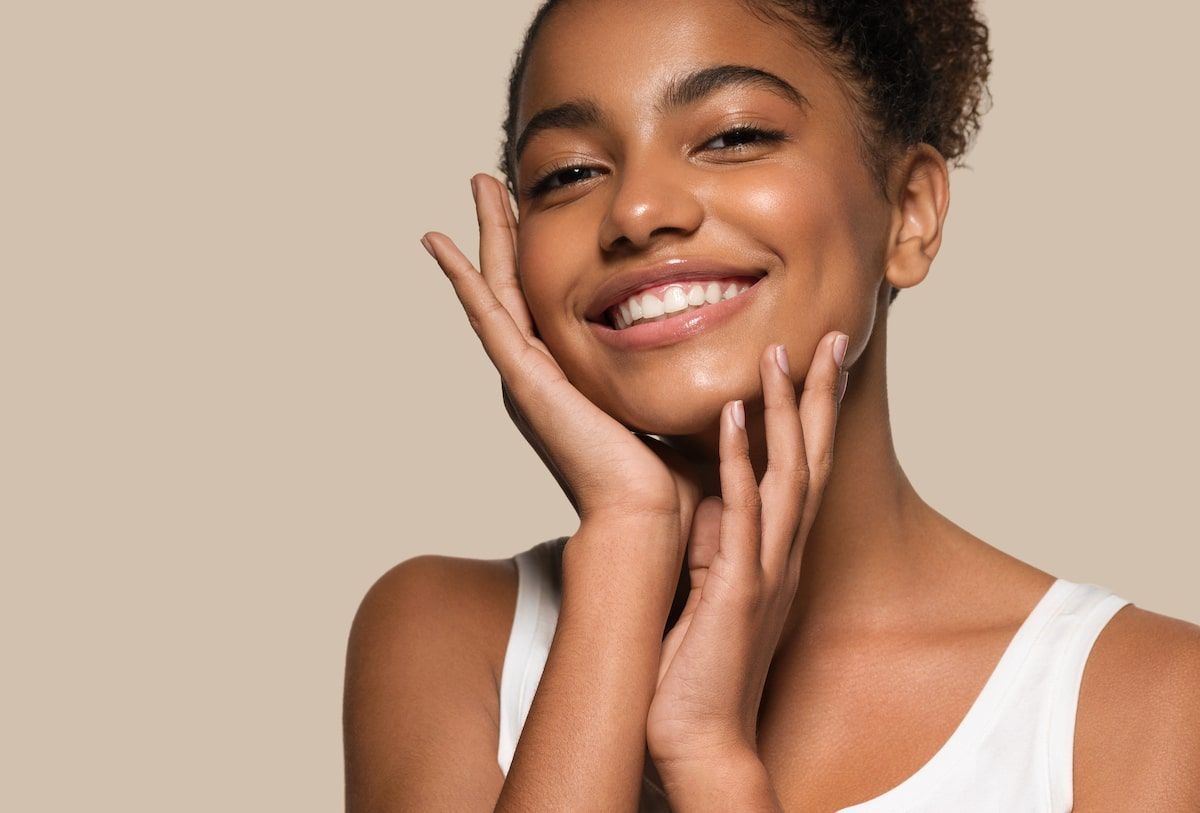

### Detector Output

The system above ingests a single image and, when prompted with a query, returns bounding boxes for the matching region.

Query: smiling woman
[344,1,1200,811]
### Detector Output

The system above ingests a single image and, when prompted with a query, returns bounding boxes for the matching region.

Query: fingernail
[419,235,434,258]
[731,399,745,430]
[832,333,849,367]
[836,370,849,404]
[470,176,480,203]
[774,344,790,375]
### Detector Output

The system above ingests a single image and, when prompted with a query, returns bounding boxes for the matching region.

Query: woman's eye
[703,126,785,151]
[524,126,785,200]
[526,165,602,198]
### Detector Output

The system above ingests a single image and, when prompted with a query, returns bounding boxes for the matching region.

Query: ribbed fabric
[497,537,1131,811]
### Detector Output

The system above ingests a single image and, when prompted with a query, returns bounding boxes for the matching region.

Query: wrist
[568,514,683,568]
[577,506,681,537]
[654,748,781,812]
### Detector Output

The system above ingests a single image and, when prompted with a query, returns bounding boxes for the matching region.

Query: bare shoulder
[349,552,519,687]
[343,552,519,811]
[1074,602,1200,810]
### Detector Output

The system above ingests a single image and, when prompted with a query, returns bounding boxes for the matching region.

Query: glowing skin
[508,0,957,632]
[365,2,1200,808]
[499,2,1090,804]
[512,0,893,444]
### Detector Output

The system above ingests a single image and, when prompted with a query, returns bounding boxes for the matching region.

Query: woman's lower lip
[586,278,763,350]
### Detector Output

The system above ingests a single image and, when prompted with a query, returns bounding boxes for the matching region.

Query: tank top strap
[1045,581,1133,810]
[497,536,566,776]
[838,577,1131,812]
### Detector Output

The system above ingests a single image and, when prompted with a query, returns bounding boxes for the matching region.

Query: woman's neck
[661,313,948,648]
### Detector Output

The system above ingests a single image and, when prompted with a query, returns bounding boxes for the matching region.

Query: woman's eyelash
[523,163,600,200]
[705,124,787,150]
[523,125,787,200]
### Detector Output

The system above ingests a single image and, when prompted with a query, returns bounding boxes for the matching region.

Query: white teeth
[610,278,758,330]
[662,285,690,314]
[640,292,665,318]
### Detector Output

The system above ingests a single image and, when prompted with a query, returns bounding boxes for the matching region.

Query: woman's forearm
[494,516,683,811]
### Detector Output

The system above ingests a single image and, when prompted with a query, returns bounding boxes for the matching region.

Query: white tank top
[497,536,1132,811]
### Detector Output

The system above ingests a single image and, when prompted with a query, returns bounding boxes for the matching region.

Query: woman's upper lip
[584,258,767,321]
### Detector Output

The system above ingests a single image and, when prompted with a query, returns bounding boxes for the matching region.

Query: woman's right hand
[420,173,702,543]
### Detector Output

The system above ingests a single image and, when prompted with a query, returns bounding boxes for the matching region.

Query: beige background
[3,1,1197,810]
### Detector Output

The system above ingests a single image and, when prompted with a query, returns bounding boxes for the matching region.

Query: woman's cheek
[737,180,798,226]
[515,239,570,338]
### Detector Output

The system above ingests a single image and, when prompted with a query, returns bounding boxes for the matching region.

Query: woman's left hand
[646,332,849,772]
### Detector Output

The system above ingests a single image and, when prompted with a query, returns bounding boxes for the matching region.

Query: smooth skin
[424,173,846,807]
[344,1,1200,810]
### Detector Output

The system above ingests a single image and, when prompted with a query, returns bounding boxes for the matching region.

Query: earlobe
[883,144,950,293]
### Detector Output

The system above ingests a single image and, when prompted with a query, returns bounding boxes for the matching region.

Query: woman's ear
[882,143,950,295]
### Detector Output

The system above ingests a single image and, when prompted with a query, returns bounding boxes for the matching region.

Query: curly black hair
[497,0,994,305]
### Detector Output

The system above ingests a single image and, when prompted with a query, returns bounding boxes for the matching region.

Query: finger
[757,343,807,576]
[687,495,724,577]
[791,331,848,567]
[717,398,762,574]
[421,231,542,386]
[472,173,534,339]
[496,175,520,258]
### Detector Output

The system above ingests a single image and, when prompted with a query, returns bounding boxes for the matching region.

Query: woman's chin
[613,399,727,438]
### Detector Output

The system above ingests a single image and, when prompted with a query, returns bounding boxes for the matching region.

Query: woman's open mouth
[587,274,764,350]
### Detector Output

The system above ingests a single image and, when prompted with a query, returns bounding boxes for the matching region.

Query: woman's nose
[597,159,704,252]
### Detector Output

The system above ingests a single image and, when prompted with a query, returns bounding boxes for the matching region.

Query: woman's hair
[497,0,993,305]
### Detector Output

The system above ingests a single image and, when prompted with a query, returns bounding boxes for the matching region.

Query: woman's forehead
[517,0,837,128]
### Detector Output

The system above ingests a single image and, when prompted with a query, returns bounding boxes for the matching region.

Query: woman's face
[512,0,892,437]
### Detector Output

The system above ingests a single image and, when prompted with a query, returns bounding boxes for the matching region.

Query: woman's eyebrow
[659,64,810,115]
[515,99,606,164]
[514,64,809,162]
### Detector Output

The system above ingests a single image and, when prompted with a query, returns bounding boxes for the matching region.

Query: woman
[344,0,1200,809]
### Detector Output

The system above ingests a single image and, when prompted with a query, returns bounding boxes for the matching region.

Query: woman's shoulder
[354,549,521,684]
[1073,601,1200,807]
[343,550,526,807]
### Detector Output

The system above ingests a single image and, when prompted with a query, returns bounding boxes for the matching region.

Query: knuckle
[477,295,507,320]
[767,455,807,484]
[468,297,504,333]
[816,446,835,482]
[734,591,766,620]
[764,393,795,412]
[461,294,488,324]
[513,345,548,376]
[803,373,840,401]
[730,484,761,515]
[493,278,521,299]
[514,348,565,395]
[714,568,764,613]
[797,461,812,490]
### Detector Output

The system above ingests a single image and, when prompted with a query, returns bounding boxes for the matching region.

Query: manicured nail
[832,333,849,367]
[420,236,434,258]
[774,344,790,375]
[731,399,745,429]
[836,370,848,404]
